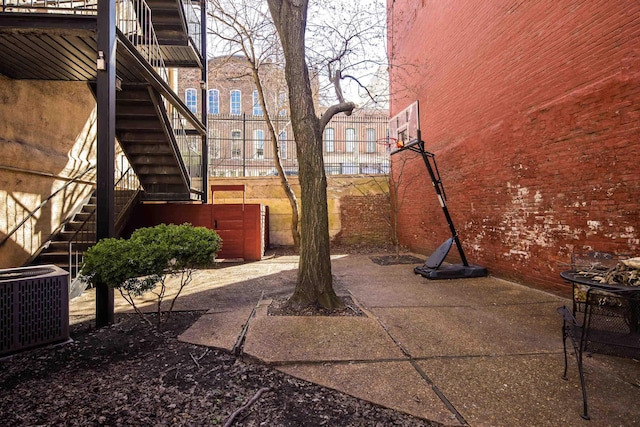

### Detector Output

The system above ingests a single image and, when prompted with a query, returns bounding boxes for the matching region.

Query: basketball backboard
[389,101,420,153]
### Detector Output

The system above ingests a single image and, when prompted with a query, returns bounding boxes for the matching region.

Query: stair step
[116,89,152,102]
[116,104,158,117]
[46,241,94,252]
[140,174,184,185]
[136,166,181,176]
[64,220,96,231]
[74,211,94,221]
[119,132,167,143]
[129,154,177,165]
[59,230,96,241]
[125,144,173,155]
[117,119,163,131]
[37,252,71,263]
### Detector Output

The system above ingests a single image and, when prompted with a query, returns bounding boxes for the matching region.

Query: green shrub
[81,223,222,326]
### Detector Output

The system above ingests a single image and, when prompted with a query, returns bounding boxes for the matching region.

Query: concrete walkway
[70,253,640,426]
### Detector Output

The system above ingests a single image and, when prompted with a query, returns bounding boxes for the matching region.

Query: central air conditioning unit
[0,265,70,356]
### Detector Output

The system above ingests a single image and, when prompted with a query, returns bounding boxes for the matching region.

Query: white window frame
[231,129,242,159]
[209,128,220,159]
[365,127,377,153]
[230,89,241,115]
[208,89,219,115]
[185,88,197,114]
[346,127,356,153]
[324,127,335,153]
[279,130,287,159]
[252,90,263,116]
[254,129,265,159]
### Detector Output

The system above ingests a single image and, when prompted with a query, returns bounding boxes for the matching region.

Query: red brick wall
[388,1,640,296]
[334,194,391,246]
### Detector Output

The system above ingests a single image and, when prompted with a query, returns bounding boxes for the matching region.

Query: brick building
[388,1,639,295]
[177,56,299,118]
[178,56,390,176]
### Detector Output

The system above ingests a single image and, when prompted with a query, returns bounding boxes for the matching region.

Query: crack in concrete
[364,301,469,426]
[232,291,264,356]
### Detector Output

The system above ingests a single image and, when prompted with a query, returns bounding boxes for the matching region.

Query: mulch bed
[268,295,366,317]
[0,311,439,426]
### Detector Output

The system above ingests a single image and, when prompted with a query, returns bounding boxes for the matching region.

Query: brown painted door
[212,204,245,259]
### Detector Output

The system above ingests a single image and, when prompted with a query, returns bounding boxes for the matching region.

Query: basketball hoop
[376,136,401,151]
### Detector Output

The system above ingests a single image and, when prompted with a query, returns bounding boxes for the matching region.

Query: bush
[81,223,222,326]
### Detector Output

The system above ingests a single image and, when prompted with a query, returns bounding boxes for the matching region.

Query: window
[231,130,242,159]
[209,128,220,159]
[365,127,377,153]
[324,127,335,152]
[279,131,287,159]
[252,90,263,116]
[185,88,197,114]
[254,129,265,159]
[346,128,356,153]
[208,89,219,115]
[230,90,241,115]
[277,92,287,116]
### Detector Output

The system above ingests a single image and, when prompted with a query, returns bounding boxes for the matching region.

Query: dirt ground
[1,250,443,426]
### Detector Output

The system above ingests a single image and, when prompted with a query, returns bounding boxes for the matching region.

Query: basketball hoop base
[414,263,488,280]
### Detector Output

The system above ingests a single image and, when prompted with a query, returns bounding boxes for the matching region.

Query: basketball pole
[414,129,469,266]
[390,130,487,278]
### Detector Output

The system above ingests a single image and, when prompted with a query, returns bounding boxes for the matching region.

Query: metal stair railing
[0,165,96,250]
[1,0,97,14]
[3,0,167,82]
[67,165,141,281]
[170,107,203,195]
[181,0,201,57]
[116,0,169,82]
[116,0,204,197]
[114,164,142,230]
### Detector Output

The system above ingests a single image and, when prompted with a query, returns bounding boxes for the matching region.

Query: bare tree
[209,0,301,247]
[305,0,388,109]
[267,0,363,309]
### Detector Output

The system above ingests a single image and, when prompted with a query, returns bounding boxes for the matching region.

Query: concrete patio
[70,253,640,426]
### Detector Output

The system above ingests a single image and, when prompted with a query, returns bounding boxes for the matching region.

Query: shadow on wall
[0,78,97,268]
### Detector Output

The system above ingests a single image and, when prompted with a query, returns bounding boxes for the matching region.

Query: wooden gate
[211,204,245,259]
[131,184,266,261]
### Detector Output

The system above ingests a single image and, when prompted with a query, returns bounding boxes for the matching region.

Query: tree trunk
[268,0,342,309]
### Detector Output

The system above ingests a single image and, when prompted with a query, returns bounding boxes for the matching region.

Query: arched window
[346,128,356,153]
[208,89,219,115]
[279,131,287,159]
[252,90,263,116]
[231,130,242,158]
[230,90,241,115]
[254,129,265,159]
[185,88,197,114]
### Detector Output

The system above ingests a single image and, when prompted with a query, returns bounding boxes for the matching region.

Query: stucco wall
[0,77,96,268]
[388,1,640,296]
[207,176,390,246]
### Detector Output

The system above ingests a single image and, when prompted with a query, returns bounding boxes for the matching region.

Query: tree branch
[223,387,272,427]
[320,101,355,130]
